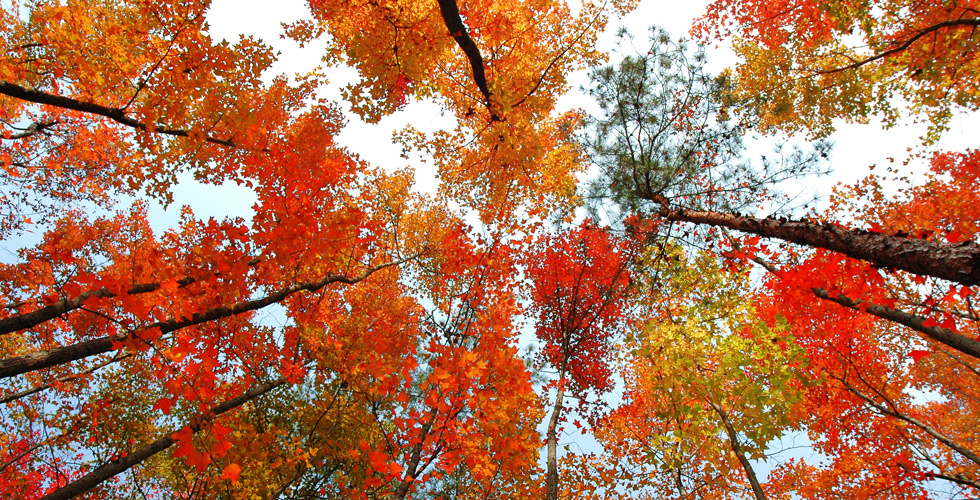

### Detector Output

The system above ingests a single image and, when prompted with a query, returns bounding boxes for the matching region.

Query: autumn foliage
[526,221,635,402]
[1,0,980,499]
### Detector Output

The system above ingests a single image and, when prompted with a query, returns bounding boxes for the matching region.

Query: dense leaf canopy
[1,0,979,499]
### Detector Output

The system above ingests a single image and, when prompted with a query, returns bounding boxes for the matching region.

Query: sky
[175,0,980,235]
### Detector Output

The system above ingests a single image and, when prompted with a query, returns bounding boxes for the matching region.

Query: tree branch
[435,0,497,119]
[748,255,980,360]
[1,120,59,140]
[812,288,980,360]
[0,352,130,405]
[832,374,980,468]
[817,19,980,75]
[0,80,239,148]
[0,258,410,379]
[0,259,260,336]
[649,196,980,286]
[38,376,290,500]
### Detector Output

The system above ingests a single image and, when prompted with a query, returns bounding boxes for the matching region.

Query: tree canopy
[1,0,979,499]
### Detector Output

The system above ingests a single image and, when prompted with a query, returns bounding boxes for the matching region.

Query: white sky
[185,0,980,233]
[170,0,732,228]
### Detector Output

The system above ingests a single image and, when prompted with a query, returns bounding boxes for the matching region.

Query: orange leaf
[221,463,242,483]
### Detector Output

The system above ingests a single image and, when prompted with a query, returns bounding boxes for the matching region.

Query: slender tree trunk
[545,371,566,500]
[649,197,980,286]
[673,467,688,498]
[39,376,289,500]
[711,404,768,500]
[394,419,434,498]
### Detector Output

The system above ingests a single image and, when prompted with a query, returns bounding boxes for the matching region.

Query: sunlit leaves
[526,221,636,403]
[593,245,805,499]
[697,0,980,141]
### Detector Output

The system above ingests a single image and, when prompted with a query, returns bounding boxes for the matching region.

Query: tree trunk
[673,467,688,498]
[650,198,980,286]
[38,376,289,500]
[545,376,566,500]
[394,419,434,498]
[712,404,768,500]
[0,353,130,404]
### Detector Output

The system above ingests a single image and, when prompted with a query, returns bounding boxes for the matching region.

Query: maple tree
[586,245,805,500]
[524,221,636,500]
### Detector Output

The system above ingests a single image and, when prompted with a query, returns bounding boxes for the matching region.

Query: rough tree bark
[649,195,980,286]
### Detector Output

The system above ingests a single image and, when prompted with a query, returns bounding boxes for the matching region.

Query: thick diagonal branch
[650,196,980,286]
[750,256,980,360]
[0,353,130,405]
[39,376,289,500]
[0,259,406,379]
[0,80,237,148]
[813,288,980,360]
[435,0,493,110]
[0,259,260,336]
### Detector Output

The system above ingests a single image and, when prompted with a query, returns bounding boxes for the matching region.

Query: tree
[582,26,829,220]
[584,25,980,363]
[588,245,804,500]
[524,221,636,500]
[695,0,980,142]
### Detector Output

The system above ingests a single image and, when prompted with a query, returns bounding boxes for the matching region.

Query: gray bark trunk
[545,379,565,500]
